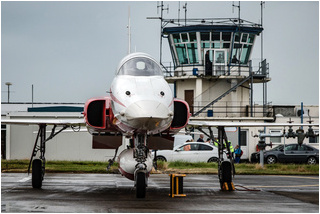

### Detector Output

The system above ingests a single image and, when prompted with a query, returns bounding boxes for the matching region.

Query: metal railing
[192,102,273,118]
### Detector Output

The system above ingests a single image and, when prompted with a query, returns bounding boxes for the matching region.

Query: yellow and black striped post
[169,174,186,197]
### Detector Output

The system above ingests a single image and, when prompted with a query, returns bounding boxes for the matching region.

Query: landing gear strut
[28,124,68,189]
[134,134,148,198]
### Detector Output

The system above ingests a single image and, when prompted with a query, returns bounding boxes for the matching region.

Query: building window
[201,32,210,41]
[248,34,255,43]
[181,33,188,42]
[212,32,220,41]
[234,32,241,42]
[189,32,197,42]
[222,32,231,42]
[187,43,198,64]
[240,44,252,64]
[175,44,188,64]
[173,33,181,43]
[241,33,248,43]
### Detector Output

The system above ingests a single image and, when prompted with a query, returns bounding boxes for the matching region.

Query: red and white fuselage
[110,53,174,135]
[84,53,190,181]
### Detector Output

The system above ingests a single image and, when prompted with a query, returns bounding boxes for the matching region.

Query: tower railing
[192,102,273,118]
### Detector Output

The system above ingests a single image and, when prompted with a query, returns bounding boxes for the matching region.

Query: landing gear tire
[136,171,146,198]
[32,159,43,189]
[219,161,234,191]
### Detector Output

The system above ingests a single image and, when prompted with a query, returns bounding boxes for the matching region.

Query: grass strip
[1,160,318,175]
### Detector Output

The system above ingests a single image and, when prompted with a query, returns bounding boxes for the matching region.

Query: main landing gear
[197,126,235,191]
[133,134,149,198]
[28,124,68,189]
[217,126,235,191]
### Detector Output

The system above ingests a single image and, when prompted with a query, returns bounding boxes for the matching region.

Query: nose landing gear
[133,134,149,198]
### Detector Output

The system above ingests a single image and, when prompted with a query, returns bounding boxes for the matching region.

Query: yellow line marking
[265,175,319,180]
[245,184,319,188]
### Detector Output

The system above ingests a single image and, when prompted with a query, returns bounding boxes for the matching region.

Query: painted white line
[18,176,31,183]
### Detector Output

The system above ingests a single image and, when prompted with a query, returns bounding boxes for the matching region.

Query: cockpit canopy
[117,57,163,76]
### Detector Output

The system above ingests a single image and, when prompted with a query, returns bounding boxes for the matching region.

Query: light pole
[5,82,12,103]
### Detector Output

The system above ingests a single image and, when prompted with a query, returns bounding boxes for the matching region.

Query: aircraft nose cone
[125,100,172,132]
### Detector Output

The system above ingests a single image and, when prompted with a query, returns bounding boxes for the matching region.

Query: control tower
[161,18,270,119]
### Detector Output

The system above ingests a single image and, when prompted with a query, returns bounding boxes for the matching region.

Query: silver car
[155,142,222,163]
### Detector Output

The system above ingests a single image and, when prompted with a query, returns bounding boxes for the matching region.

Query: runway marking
[18,176,31,183]
[266,175,319,180]
[244,184,319,188]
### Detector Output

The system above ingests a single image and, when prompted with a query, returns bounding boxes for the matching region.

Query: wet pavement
[1,173,319,213]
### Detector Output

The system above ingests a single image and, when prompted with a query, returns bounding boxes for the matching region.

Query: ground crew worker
[197,134,204,142]
[234,145,243,163]
[213,138,219,147]
[226,141,234,159]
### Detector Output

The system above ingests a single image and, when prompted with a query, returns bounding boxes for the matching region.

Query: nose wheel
[133,134,148,198]
[135,171,147,198]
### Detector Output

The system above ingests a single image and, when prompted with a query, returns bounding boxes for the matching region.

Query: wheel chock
[222,182,235,191]
[169,174,186,197]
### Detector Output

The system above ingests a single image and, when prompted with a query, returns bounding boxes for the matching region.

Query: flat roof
[163,25,263,35]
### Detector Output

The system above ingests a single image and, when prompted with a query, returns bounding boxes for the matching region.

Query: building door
[185,90,194,114]
[213,49,227,75]
[239,129,248,159]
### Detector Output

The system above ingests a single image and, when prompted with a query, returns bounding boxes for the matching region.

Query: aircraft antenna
[127,6,131,54]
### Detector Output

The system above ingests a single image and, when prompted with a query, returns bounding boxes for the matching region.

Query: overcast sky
[1,1,319,105]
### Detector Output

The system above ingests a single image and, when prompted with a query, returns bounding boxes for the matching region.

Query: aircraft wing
[188,120,319,128]
[1,118,85,126]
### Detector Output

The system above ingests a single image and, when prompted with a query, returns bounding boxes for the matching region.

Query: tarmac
[1,173,319,213]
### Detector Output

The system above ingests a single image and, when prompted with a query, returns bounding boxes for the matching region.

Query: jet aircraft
[2,52,190,198]
[2,52,318,198]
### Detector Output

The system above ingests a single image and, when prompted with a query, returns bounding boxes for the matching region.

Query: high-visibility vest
[227,141,234,153]
[213,139,219,147]
[213,140,234,152]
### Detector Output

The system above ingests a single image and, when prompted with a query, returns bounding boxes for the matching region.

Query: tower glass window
[187,43,198,64]
[189,32,197,42]
[173,34,181,43]
[248,34,255,43]
[241,33,248,43]
[165,25,260,67]
[201,32,210,41]
[181,33,188,42]
[212,32,220,41]
[222,32,231,42]
[175,44,188,64]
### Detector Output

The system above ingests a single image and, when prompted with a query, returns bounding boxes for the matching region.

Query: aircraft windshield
[118,57,163,76]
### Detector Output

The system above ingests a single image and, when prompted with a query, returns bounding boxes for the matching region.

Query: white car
[155,142,222,163]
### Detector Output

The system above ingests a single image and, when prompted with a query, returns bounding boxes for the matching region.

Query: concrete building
[160,18,319,160]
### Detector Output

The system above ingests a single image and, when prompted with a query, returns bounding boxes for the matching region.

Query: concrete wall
[3,112,126,161]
